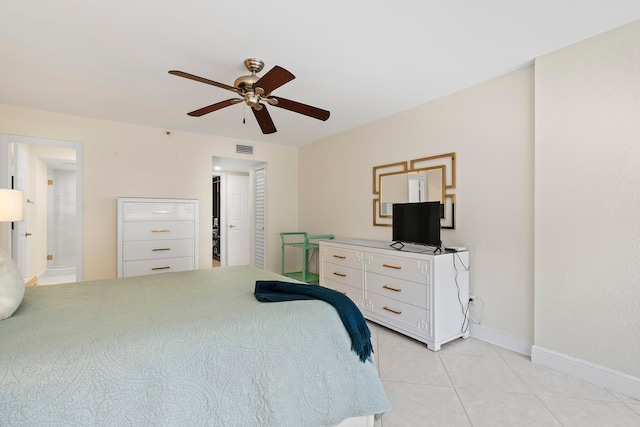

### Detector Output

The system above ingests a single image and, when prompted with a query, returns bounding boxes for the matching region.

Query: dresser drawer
[321,246,362,270]
[122,239,195,261]
[367,292,431,337]
[122,221,194,241]
[122,257,194,277]
[366,253,430,283]
[320,277,363,302]
[321,263,362,288]
[121,202,196,222]
[367,272,428,309]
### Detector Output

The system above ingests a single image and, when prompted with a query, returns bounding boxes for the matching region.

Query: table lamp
[0,189,25,320]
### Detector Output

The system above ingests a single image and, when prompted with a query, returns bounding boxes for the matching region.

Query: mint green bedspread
[0,266,389,426]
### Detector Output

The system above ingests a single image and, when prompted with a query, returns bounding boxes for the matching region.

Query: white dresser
[319,238,469,351]
[117,197,199,278]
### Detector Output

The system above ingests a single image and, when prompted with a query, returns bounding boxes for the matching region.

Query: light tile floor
[368,322,640,427]
[37,269,76,285]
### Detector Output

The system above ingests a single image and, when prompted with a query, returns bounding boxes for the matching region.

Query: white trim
[218,172,227,266]
[531,345,640,401]
[462,323,640,401]
[469,323,533,356]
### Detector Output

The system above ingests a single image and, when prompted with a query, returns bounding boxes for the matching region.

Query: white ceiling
[2,1,640,148]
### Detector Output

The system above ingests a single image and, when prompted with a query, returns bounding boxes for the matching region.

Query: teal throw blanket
[254,280,373,362]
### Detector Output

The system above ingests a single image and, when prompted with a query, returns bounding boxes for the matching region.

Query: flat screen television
[392,201,441,248]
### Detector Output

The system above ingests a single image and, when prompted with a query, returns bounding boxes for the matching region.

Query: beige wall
[0,105,299,280]
[298,66,535,342]
[535,21,640,377]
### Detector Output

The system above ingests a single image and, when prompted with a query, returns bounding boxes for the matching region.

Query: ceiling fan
[169,58,330,134]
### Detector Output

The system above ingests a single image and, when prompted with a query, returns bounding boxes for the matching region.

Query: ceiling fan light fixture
[234,74,259,91]
[169,58,330,134]
[245,92,261,108]
[243,58,264,74]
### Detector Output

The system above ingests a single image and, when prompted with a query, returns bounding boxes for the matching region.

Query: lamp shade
[0,189,24,222]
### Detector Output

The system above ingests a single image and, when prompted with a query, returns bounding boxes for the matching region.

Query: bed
[0,266,389,426]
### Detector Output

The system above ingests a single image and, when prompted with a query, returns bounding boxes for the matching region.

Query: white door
[226,174,250,266]
[11,143,29,278]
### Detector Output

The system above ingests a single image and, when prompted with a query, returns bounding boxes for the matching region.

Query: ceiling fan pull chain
[243,104,246,124]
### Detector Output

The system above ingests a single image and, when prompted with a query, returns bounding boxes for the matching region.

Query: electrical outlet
[468,293,476,305]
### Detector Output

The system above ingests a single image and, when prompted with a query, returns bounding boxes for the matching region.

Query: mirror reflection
[380,168,444,216]
[373,152,456,229]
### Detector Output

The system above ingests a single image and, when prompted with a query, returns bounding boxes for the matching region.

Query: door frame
[0,133,84,281]
[216,172,227,266]
[11,143,29,276]
[211,157,267,269]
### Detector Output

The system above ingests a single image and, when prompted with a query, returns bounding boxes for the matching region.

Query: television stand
[319,238,469,351]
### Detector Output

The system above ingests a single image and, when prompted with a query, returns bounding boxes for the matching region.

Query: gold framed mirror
[373,152,456,229]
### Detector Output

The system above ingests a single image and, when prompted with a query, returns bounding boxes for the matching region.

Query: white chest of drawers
[319,239,469,351]
[117,197,199,278]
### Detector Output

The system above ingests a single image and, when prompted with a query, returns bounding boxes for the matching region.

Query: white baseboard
[531,345,640,401]
[469,325,640,400]
[469,323,533,356]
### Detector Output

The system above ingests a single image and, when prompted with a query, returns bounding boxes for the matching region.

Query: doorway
[0,134,83,284]
[211,156,266,268]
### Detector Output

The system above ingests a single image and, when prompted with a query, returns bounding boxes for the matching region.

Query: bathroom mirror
[373,152,456,229]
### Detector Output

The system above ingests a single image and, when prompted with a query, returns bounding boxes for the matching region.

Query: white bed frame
[336,415,374,427]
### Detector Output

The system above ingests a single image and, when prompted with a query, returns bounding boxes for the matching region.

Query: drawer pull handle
[152,248,171,251]
[333,272,347,277]
[382,263,402,270]
[151,229,171,233]
[334,289,347,295]
[383,306,402,315]
[152,210,171,214]
[151,266,170,271]
[382,285,402,292]
[332,255,347,259]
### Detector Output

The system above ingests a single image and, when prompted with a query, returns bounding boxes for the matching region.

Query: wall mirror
[373,152,456,229]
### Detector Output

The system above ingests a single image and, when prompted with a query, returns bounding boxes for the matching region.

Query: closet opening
[212,175,221,267]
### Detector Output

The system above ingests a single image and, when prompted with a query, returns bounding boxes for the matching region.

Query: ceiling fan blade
[272,97,330,121]
[169,70,238,93]
[252,105,277,134]
[188,99,242,117]
[253,66,295,94]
